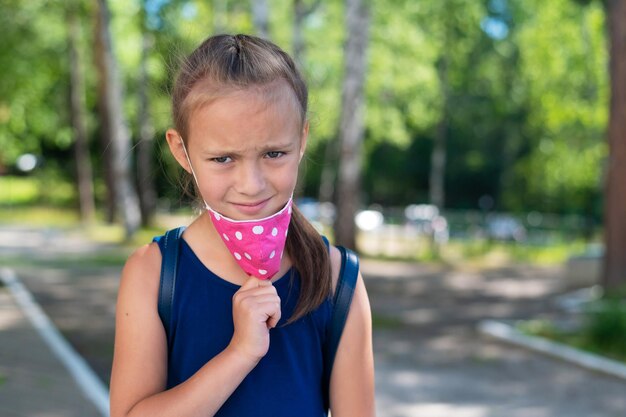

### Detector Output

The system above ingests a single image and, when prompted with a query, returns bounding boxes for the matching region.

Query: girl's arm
[109,243,280,417]
[328,246,376,417]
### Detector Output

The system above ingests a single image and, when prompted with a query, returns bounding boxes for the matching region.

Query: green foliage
[507,0,607,214]
[0,0,612,220]
[520,297,626,364]
[298,1,344,144]
[0,0,71,165]
[366,1,441,146]
[582,299,626,360]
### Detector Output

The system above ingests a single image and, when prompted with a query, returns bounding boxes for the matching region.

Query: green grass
[84,222,167,248]
[519,302,626,364]
[0,175,75,207]
[454,239,588,266]
[0,201,191,269]
[359,236,589,267]
[0,202,182,245]
[0,176,39,204]
[0,252,129,269]
[0,205,80,226]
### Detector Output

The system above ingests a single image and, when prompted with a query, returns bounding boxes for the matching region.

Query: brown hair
[171,34,331,322]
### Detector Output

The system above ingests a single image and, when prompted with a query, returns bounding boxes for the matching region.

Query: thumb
[241,275,263,290]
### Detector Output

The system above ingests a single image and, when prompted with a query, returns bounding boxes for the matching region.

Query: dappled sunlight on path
[363,259,626,417]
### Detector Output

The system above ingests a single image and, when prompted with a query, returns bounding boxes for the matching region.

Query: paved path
[0,289,102,417]
[366,260,626,417]
[1,226,626,416]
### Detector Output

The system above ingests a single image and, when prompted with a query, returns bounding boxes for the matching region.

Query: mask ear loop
[179,137,210,210]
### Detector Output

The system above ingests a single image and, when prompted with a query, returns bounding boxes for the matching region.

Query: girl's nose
[235,161,266,196]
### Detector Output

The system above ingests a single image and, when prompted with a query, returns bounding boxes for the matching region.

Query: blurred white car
[404,204,449,244]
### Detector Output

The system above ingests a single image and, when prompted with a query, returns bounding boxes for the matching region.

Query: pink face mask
[207,199,292,279]
[180,139,292,280]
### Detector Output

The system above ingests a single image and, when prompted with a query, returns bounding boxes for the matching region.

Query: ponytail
[285,204,332,323]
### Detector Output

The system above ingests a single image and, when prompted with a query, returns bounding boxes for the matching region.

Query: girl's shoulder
[118,242,162,299]
[327,243,343,294]
[124,242,162,275]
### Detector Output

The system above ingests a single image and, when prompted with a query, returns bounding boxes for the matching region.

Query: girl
[110,34,375,417]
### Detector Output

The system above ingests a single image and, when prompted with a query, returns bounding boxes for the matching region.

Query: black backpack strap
[157,226,186,340]
[322,244,359,410]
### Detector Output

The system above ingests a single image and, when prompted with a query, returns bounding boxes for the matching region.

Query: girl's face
[168,84,307,221]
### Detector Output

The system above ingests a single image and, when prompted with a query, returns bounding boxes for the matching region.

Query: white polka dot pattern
[208,199,293,280]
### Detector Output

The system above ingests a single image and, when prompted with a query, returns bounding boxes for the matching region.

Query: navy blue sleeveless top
[154,237,332,417]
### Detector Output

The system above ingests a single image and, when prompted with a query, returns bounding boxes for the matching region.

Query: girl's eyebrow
[257,141,296,152]
[200,141,296,156]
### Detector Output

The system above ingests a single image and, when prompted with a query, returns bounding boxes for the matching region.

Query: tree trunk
[67,9,96,224]
[252,0,269,39]
[318,137,338,203]
[293,0,321,198]
[94,0,142,238]
[95,5,116,223]
[602,0,626,292]
[334,0,369,249]
[137,3,157,227]
[96,62,116,222]
[429,37,450,210]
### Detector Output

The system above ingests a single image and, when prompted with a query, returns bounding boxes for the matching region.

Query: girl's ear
[299,121,309,162]
[165,129,192,173]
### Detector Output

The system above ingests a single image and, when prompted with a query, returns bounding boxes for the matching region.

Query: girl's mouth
[230,198,271,216]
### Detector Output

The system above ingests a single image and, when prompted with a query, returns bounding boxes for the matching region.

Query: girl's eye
[265,151,284,159]
[211,156,232,164]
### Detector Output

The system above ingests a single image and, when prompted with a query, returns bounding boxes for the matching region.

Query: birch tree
[94,0,142,237]
[67,6,95,223]
[334,0,370,249]
[136,0,157,226]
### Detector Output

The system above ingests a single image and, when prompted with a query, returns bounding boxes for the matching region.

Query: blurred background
[1,0,626,416]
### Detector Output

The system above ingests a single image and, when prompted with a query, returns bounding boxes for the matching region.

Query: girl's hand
[228,276,281,363]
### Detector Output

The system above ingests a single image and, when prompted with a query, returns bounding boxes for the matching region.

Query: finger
[255,300,281,328]
[266,303,282,329]
[250,294,281,306]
